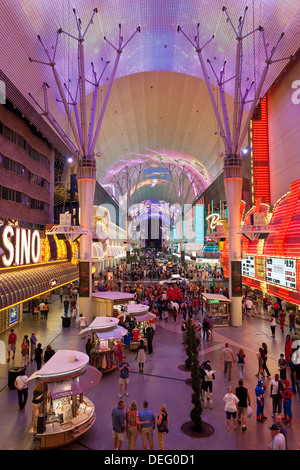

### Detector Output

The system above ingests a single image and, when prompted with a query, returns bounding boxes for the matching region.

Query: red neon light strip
[252,94,270,204]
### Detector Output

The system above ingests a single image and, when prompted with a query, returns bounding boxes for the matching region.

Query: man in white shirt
[270,374,283,417]
[14,369,28,410]
[268,423,286,450]
[78,314,87,338]
[220,343,235,380]
[245,297,253,317]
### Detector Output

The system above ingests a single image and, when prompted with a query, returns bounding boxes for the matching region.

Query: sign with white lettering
[0,226,41,268]
[266,258,296,289]
[242,256,255,277]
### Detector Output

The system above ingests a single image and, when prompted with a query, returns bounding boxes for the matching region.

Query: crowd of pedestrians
[7,253,300,451]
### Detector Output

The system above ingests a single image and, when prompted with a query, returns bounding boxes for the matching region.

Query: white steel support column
[224,156,243,326]
[77,160,96,323]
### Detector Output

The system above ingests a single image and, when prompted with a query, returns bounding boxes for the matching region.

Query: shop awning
[132,312,156,322]
[92,242,104,260]
[95,325,128,341]
[0,261,79,311]
[79,316,129,339]
[127,304,150,314]
[47,366,102,399]
[92,292,135,301]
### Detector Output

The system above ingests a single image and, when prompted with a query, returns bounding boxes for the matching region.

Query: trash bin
[61,315,71,328]
[8,367,23,390]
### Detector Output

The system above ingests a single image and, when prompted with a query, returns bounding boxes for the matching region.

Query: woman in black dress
[261,342,271,378]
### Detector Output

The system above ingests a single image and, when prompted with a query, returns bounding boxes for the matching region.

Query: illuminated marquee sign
[206,213,220,231]
[9,305,19,325]
[242,256,255,277]
[195,205,204,244]
[0,226,41,268]
[266,258,296,289]
[256,257,265,279]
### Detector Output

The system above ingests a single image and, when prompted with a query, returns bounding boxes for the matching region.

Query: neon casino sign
[0,226,41,267]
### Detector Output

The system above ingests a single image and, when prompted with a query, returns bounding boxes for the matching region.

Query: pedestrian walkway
[0,295,299,451]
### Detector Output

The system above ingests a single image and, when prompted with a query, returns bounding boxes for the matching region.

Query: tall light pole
[29,8,140,323]
[178,6,292,326]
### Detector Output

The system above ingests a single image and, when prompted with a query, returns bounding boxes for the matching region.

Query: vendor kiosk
[92,291,135,317]
[27,350,101,450]
[201,293,231,327]
[79,317,128,373]
[120,303,156,351]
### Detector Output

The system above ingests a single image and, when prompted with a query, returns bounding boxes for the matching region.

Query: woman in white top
[223,386,239,431]
[269,315,276,338]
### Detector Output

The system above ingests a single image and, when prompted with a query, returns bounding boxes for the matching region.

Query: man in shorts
[118,356,130,398]
[139,401,156,450]
[235,379,251,431]
[245,297,253,317]
[7,329,17,361]
[111,400,125,450]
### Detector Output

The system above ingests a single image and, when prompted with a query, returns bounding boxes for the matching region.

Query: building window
[0,185,49,213]
[0,153,50,190]
[0,121,50,170]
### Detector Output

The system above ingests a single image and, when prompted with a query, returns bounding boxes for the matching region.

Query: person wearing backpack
[202,361,215,409]
[155,404,169,450]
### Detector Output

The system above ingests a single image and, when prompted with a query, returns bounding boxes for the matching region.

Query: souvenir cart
[92,291,135,317]
[27,350,101,450]
[121,303,156,351]
[80,317,128,373]
[201,293,231,326]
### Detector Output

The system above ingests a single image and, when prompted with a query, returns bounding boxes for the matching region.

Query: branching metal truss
[28,7,140,161]
[103,158,204,209]
[178,5,294,158]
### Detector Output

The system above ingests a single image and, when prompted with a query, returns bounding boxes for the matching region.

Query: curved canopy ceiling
[0,0,299,206]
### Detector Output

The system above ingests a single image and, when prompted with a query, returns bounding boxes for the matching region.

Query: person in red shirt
[273,302,280,319]
[132,328,140,342]
[193,298,199,314]
[7,329,17,361]
[285,334,293,363]
[176,290,183,302]
[167,288,173,300]
[289,310,296,333]
[279,310,286,333]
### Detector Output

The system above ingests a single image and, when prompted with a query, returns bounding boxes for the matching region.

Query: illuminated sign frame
[241,256,255,277]
[0,226,41,268]
[266,257,296,290]
[9,305,19,325]
[242,255,299,292]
